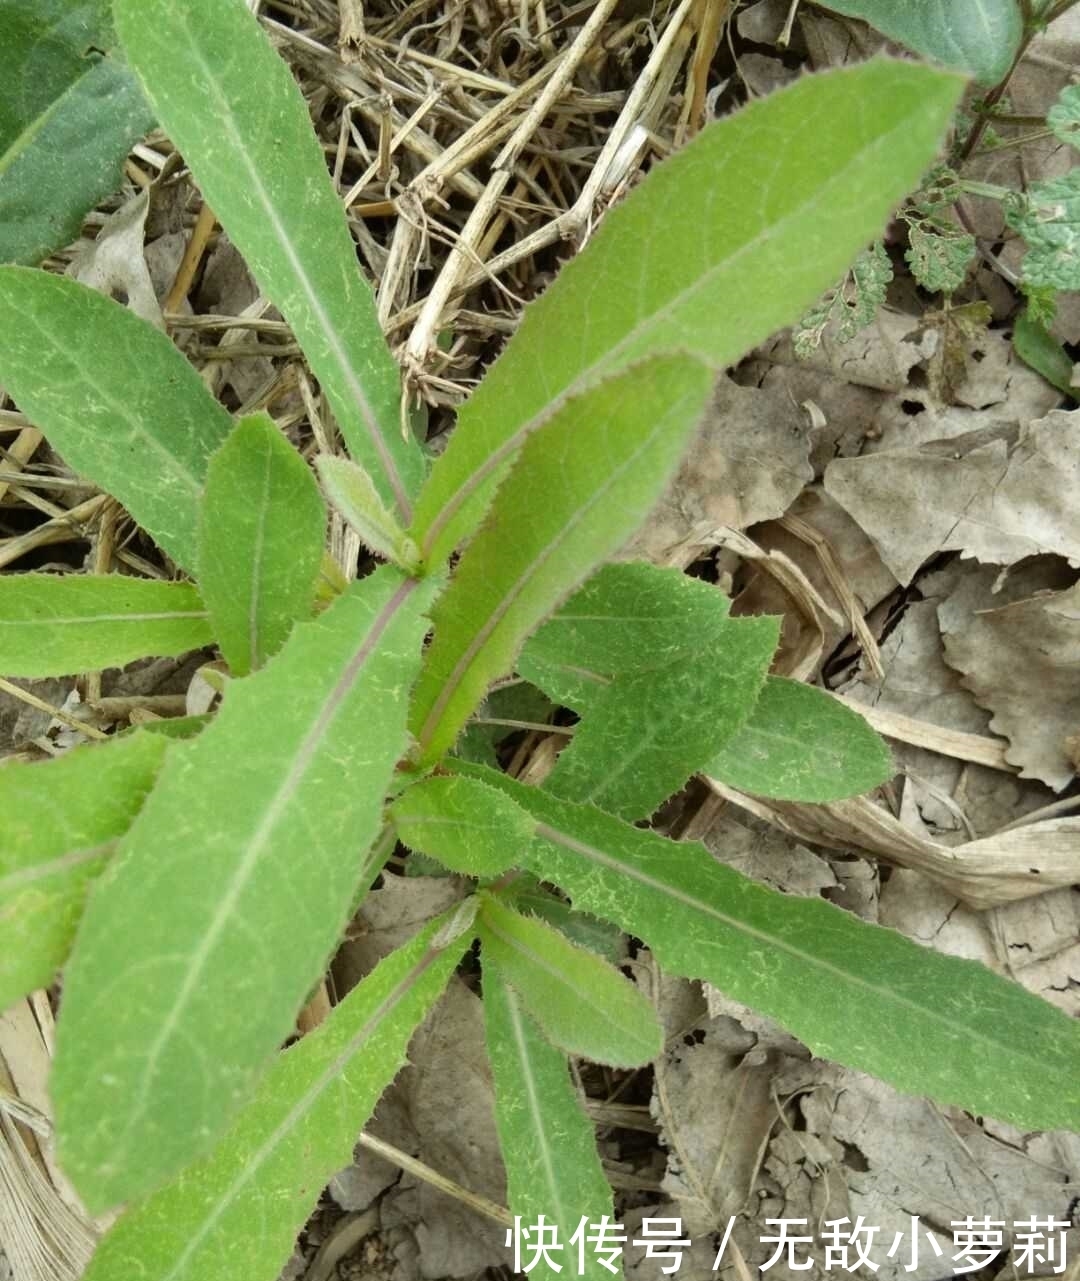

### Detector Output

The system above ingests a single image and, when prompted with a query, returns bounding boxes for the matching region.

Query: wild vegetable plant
[1,4,1078,1280]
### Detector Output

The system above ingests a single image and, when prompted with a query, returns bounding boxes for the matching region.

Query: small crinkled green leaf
[816,0,1020,83]
[0,732,168,1012]
[409,60,965,565]
[483,972,616,1281]
[544,616,778,821]
[0,267,233,570]
[1013,307,1077,399]
[705,676,894,802]
[1006,172,1080,292]
[794,241,893,356]
[198,413,326,676]
[53,566,438,1212]
[904,221,975,294]
[1047,82,1080,150]
[479,894,661,1066]
[390,775,534,877]
[457,763,1080,1134]
[0,1,154,266]
[0,574,212,677]
[114,0,424,523]
[409,356,713,767]
[81,912,469,1281]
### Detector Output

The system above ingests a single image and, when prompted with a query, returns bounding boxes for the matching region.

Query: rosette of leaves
[1,7,1076,1281]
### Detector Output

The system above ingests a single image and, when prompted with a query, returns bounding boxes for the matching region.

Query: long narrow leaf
[52,566,439,1211]
[408,355,713,767]
[0,574,212,677]
[0,268,233,570]
[0,733,168,1011]
[82,909,472,1281]
[484,973,616,1281]
[456,764,1080,1134]
[198,413,326,676]
[478,894,661,1066]
[113,0,425,522]
[409,61,965,565]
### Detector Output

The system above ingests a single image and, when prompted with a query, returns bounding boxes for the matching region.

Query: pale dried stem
[402,0,624,369]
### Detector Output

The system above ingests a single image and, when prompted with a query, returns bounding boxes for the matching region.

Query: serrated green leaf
[316,453,418,571]
[1048,83,1080,150]
[81,912,469,1281]
[795,241,894,356]
[519,562,732,710]
[457,764,1080,1134]
[0,733,167,1012]
[390,775,534,876]
[0,267,233,571]
[198,413,326,676]
[0,1,154,266]
[52,566,438,1212]
[483,973,615,1281]
[113,0,424,522]
[544,616,778,821]
[817,0,1021,84]
[1006,171,1080,291]
[904,221,975,293]
[409,60,965,565]
[1013,307,1077,399]
[408,356,713,768]
[0,574,212,677]
[705,677,894,802]
[479,895,661,1066]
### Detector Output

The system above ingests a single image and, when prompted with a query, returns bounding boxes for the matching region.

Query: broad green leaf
[479,894,661,1066]
[0,1,153,266]
[390,775,534,877]
[316,454,419,572]
[114,0,425,523]
[458,764,1080,1134]
[1013,308,1077,399]
[519,562,732,710]
[198,413,326,676]
[409,356,713,767]
[81,911,471,1281]
[0,733,167,1012]
[0,574,212,677]
[818,0,1021,84]
[544,616,778,821]
[484,973,615,1281]
[409,60,965,565]
[705,676,894,802]
[52,566,439,1212]
[0,267,233,570]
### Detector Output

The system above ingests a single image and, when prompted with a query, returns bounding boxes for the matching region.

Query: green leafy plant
[1,5,1077,1280]
[795,2,1080,383]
